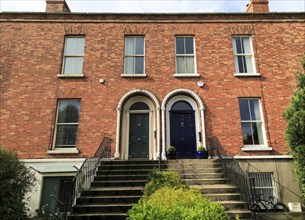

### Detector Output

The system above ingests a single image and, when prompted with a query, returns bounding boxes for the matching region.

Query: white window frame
[249,173,276,203]
[232,36,260,77]
[239,98,271,151]
[59,36,85,77]
[122,36,146,77]
[52,99,80,151]
[174,36,199,77]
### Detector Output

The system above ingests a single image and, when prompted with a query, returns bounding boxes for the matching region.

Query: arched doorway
[170,101,196,158]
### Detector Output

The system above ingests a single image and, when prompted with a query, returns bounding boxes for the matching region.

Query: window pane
[130,102,149,110]
[176,57,185,73]
[75,37,85,55]
[252,122,264,145]
[58,100,80,123]
[125,57,134,74]
[135,37,144,55]
[176,38,185,54]
[125,37,134,55]
[135,57,144,74]
[243,37,251,54]
[64,57,74,74]
[242,122,253,145]
[237,56,246,73]
[249,99,261,120]
[239,99,251,120]
[65,38,76,55]
[55,125,78,147]
[245,56,254,73]
[185,37,194,54]
[186,56,195,73]
[172,101,193,111]
[74,57,84,74]
[234,37,243,54]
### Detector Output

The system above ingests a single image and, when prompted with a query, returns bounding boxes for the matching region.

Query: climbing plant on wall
[284,53,305,202]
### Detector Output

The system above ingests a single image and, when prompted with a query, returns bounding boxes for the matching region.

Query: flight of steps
[68,159,252,220]
[68,160,160,220]
[166,159,252,219]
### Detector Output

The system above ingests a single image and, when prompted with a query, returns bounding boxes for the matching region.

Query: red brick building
[1,0,304,216]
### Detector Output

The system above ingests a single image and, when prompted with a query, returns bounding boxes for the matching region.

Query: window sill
[57,74,85,78]
[234,73,261,77]
[241,146,273,152]
[47,148,79,154]
[173,73,200,78]
[121,74,147,78]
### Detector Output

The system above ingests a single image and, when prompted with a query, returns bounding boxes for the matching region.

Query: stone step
[192,184,239,194]
[180,173,225,179]
[100,160,160,165]
[166,167,223,174]
[204,193,241,201]
[82,187,143,197]
[165,163,221,169]
[183,178,228,185]
[219,200,247,210]
[69,213,126,220]
[76,195,141,205]
[91,180,147,187]
[225,210,252,219]
[97,169,152,175]
[165,159,219,164]
[98,164,161,171]
[72,204,132,214]
[95,174,149,181]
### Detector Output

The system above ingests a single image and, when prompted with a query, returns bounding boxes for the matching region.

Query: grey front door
[129,113,149,158]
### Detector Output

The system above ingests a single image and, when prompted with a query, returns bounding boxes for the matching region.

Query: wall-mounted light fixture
[197,81,204,87]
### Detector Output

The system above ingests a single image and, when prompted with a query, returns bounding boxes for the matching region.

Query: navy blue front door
[129,113,149,158]
[170,110,196,158]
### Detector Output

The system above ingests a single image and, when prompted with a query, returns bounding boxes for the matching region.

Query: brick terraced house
[0,0,304,218]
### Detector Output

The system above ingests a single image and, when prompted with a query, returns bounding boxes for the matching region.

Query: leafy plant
[143,170,188,198]
[283,53,305,202]
[0,147,36,220]
[127,187,230,220]
[197,145,206,152]
[166,146,176,152]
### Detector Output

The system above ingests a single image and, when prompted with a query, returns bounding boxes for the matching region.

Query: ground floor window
[249,173,275,200]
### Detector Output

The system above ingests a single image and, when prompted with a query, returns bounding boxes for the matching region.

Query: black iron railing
[208,136,251,211]
[47,137,113,220]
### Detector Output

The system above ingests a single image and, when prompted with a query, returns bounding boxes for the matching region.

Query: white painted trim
[47,148,79,154]
[123,96,155,160]
[173,73,200,78]
[165,95,200,153]
[121,74,147,78]
[241,147,273,151]
[57,74,85,78]
[22,158,86,163]
[234,155,293,159]
[161,89,206,157]
[234,73,261,77]
[116,89,160,160]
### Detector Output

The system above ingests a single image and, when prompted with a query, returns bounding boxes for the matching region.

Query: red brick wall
[1,14,304,159]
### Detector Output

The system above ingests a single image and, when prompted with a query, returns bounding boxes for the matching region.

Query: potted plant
[196,145,208,159]
[166,146,177,159]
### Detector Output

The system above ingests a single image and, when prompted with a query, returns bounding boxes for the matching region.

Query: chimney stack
[46,0,71,13]
[246,0,269,13]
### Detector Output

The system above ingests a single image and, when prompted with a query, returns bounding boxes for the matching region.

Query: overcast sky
[0,0,304,13]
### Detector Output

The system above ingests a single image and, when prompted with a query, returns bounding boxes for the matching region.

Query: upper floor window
[124,36,145,76]
[62,36,85,75]
[54,99,80,148]
[239,98,266,147]
[232,36,258,76]
[175,36,197,75]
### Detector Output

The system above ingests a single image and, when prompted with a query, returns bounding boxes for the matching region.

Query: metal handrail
[49,194,64,220]
[45,137,113,220]
[208,136,251,211]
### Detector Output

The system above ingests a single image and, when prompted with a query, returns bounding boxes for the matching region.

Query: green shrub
[166,146,176,152]
[127,187,230,220]
[0,147,36,220]
[143,170,188,198]
[284,53,305,201]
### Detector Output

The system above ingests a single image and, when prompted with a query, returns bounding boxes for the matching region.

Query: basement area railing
[47,137,113,220]
[208,136,251,212]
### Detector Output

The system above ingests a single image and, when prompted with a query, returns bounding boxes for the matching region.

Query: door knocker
[180,122,184,128]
